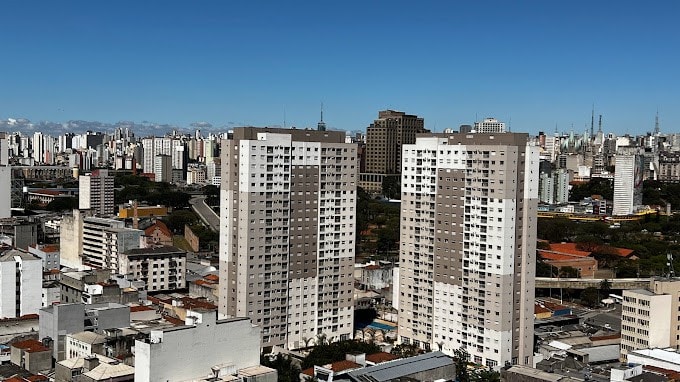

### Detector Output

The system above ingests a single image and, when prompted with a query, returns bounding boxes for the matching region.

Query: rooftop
[347,351,454,382]
[11,339,49,353]
[69,331,106,345]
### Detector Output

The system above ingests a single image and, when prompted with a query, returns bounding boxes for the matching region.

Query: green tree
[559,266,579,278]
[382,175,401,200]
[580,287,600,308]
[164,210,199,233]
[600,279,612,296]
[302,341,380,369]
[261,353,300,382]
[390,343,421,358]
[471,369,500,382]
[452,347,470,382]
[45,197,78,212]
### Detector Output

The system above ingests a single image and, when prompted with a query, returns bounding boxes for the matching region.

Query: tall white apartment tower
[613,148,643,216]
[219,127,357,349]
[398,132,538,370]
[0,249,42,319]
[79,169,115,216]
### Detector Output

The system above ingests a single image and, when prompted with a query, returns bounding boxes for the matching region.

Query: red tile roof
[130,305,154,312]
[366,352,399,364]
[546,243,592,257]
[145,220,172,238]
[12,339,49,353]
[204,274,219,282]
[534,305,551,314]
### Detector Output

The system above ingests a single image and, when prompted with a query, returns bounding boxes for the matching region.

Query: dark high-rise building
[359,110,427,194]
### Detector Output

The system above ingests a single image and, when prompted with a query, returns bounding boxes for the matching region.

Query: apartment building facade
[397,132,538,370]
[620,279,680,361]
[79,169,115,217]
[0,249,42,318]
[219,127,357,349]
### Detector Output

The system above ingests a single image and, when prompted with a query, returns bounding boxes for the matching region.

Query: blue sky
[0,1,678,135]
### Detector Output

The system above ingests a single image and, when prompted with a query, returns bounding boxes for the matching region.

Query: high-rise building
[360,110,427,194]
[613,148,644,216]
[397,132,538,370]
[621,279,680,361]
[0,248,42,319]
[219,127,357,349]
[0,133,10,218]
[473,118,506,133]
[79,169,115,216]
[154,154,172,183]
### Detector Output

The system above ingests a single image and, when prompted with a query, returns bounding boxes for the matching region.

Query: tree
[559,266,579,278]
[45,197,78,212]
[580,287,600,308]
[302,341,381,369]
[452,347,470,382]
[600,279,612,296]
[390,343,421,358]
[471,369,500,382]
[382,176,400,200]
[261,353,300,382]
[164,210,198,233]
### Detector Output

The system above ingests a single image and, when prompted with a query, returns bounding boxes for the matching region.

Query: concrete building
[79,169,115,217]
[65,331,106,360]
[0,249,42,319]
[28,244,60,271]
[56,354,135,382]
[613,149,644,216]
[360,110,427,194]
[60,212,142,270]
[39,302,130,361]
[620,278,680,361]
[626,348,680,372]
[219,127,357,349]
[0,133,10,219]
[397,133,538,370]
[10,339,51,374]
[473,117,506,133]
[153,154,172,182]
[60,269,139,305]
[134,310,266,382]
[120,246,186,291]
[345,351,455,382]
[659,151,680,182]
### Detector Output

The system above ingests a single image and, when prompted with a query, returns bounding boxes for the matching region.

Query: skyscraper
[219,127,357,349]
[473,118,506,133]
[359,110,427,194]
[79,169,115,217]
[397,132,538,370]
[613,148,643,216]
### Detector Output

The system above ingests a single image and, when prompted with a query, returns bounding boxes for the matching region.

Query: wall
[184,224,200,252]
[135,313,260,382]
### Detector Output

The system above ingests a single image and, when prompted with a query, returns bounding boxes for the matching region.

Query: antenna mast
[591,105,595,138]
[317,102,327,131]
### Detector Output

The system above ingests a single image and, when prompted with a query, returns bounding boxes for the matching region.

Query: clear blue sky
[1,1,678,135]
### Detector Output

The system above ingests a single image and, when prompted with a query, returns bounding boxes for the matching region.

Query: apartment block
[360,110,427,194]
[473,118,506,133]
[613,148,644,216]
[120,246,186,291]
[397,133,538,370]
[620,278,680,361]
[219,127,357,349]
[0,249,42,319]
[79,169,115,217]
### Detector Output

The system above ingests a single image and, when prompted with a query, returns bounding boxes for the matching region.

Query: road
[189,195,220,232]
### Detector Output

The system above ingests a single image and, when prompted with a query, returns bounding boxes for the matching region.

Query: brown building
[219,127,357,350]
[360,110,427,194]
[10,339,51,374]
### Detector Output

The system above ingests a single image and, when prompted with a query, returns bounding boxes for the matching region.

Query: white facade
[473,118,506,133]
[627,348,680,372]
[398,133,537,370]
[134,311,261,382]
[613,151,643,216]
[0,249,42,319]
[219,128,356,349]
[621,289,671,360]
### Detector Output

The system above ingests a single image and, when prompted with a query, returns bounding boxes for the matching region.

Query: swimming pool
[366,321,396,331]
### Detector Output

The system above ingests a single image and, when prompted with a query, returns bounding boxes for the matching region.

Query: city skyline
[1,1,679,135]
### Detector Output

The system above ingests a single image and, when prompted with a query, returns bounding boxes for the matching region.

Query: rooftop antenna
[598,115,602,133]
[655,110,660,135]
[591,104,595,139]
[508,117,511,132]
[283,107,287,129]
[668,253,675,279]
[317,102,327,131]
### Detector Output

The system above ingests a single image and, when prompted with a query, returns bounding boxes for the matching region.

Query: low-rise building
[65,331,106,360]
[10,339,51,374]
[56,354,134,382]
[28,244,60,271]
[134,310,265,382]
